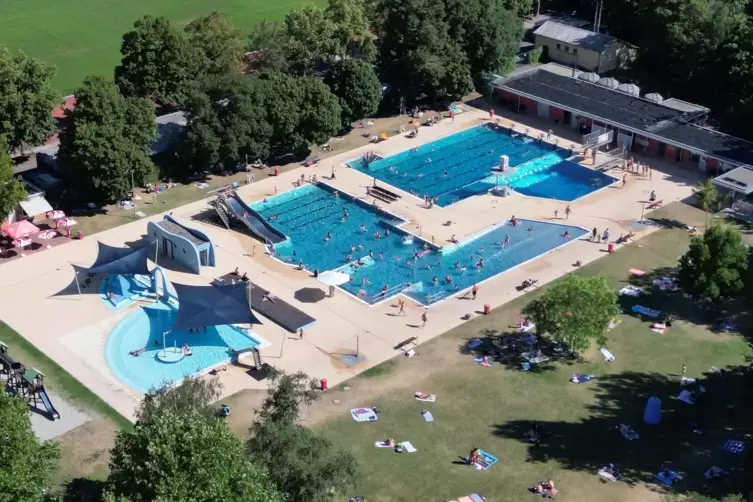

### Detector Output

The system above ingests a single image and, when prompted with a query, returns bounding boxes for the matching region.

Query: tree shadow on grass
[460,328,580,373]
[490,366,753,497]
[647,217,689,230]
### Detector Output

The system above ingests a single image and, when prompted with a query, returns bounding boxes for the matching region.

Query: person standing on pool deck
[565,205,572,219]
[622,173,627,188]
[472,284,478,300]
[602,229,610,242]
[489,108,495,120]
[421,311,428,328]
[592,227,598,242]
[398,298,406,316]
[554,209,559,219]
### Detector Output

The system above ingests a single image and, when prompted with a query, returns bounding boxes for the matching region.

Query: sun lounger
[629,268,645,276]
[619,285,643,297]
[571,374,594,384]
[723,440,746,454]
[677,390,695,404]
[414,392,436,402]
[632,305,662,318]
[647,199,663,209]
[397,441,416,453]
[600,348,615,362]
[618,424,639,440]
[350,408,378,423]
[421,410,434,422]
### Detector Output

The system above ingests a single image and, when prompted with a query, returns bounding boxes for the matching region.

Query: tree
[58,76,157,204]
[325,0,375,59]
[0,137,27,219]
[185,11,245,76]
[0,392,60,502]
[0,47,59,153]
[694,178,721,211]
[180,74,272,173]
[247,372,358,501]
[284,6,338,75]
[138,374,222,423]
[248,21,291,73]
[259,74,341,157]
[501,0,532,18]
[678,224,748,300]
[665,493,745,502]
[325,59,382,127]
[522,275,618,353]
[108,408,282,502]
[115,16,201,106]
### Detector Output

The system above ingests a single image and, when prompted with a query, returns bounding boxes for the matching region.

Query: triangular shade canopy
[171,283,261,331]
[88,242,151,275]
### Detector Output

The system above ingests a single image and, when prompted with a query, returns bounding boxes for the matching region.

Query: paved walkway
[29,391,91,441]
[0,105,702,421]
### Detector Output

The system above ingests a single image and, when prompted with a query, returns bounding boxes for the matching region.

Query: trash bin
[320,378,328,391]
[483,304,491,315]
[608,242,615,253]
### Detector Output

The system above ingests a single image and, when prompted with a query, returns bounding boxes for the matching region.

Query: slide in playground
[39,386,60,420]
[224,193,287,245]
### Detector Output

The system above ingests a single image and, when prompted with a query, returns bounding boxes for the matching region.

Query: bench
[647,199,663,209]
[394,336,418,351]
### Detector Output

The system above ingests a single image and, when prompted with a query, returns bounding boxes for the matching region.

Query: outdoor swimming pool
[347,123,616,205]
[105,300,260,393]
[251,185,588,304]
[98,274,152,311]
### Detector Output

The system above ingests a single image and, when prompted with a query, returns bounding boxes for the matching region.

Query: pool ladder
[425,291,445,304]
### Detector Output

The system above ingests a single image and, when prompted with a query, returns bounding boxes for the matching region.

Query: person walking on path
[299,329,304,340]
[489,108,495,120]
[622,173,627,188]
[398,297,406,316]
[591,227,598,242]
[421,311,428,328]
[564,205,572,220]
[471,284,478,300]
[554,209,559,219]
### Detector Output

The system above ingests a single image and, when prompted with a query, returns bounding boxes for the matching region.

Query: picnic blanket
[655,469,681,486]
[677,390,695,404]
[521,350,549,364]
[397,441,417,453]
[723,440,746,454]
[601,348,615,362]
[607,318,622,331]
[415,392,436,402]
[632,305,662,318]
[374,441,393,448]
[469,449,498,470]
[629,268,646,276]
[519,322,536,332]
[467,338,483,349]
[421,410,434,422]
[571,374,594,384]
[456,495,485,502]
[619,424,640,440]
[598,468,619,482]
[350,408,378,423]
[619,285,643,297]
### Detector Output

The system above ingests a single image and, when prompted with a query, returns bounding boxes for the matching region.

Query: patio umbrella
[37,229,58,248]
[46,210,66,219]
[317,270,351,297]
[294,287,327,303]
[12,237,32,257]
[1,220,40,240]
[55,217,77,237]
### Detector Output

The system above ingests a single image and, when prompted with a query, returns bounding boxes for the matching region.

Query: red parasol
[47,210,66,219]
[1,220,40,240]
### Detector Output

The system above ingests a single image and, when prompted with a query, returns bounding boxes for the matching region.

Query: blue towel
[572,374,594,383]
[632,305,662,318]
[521,362,531,371]
[655,469,678,485]
[723,440,746,454]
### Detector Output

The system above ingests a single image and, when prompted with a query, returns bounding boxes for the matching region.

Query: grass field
[0,0,322,93]
[314,203,753,502]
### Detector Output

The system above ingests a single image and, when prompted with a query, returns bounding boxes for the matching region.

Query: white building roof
[533,21,617,52]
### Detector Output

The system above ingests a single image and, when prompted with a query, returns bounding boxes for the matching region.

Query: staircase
[251,348,262,369]
[210,197,231,229]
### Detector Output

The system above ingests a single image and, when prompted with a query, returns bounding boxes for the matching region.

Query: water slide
[223,193,287,244]
[38,386,60,420]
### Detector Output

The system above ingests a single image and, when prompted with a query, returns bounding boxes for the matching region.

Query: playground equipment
[0,342,60,420]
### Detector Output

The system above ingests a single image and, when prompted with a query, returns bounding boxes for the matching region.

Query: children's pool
[251,184,588,305]
[98,274,152,311]
[347,123,616,205]
[104,300,260,393]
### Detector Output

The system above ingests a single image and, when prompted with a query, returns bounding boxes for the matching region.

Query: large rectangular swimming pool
[251,184,588,305]
[347,123,616,205]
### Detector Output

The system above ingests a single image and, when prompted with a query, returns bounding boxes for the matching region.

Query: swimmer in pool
[340,216,346,223]
[432,277,439,286]
[527,226,534,232]
[378,252,383,260]
[360,224,366,232]
[385,229,390,237]
[460,266,467,275]
[350,245,356,253]
[502,235,510,247]
[454,261,460,268]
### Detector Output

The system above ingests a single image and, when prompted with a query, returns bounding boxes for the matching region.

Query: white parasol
[12,237,32,256]
[55,217,77,228]
[317,270,351,298]
[37,229,58,248]
[47,210,66,219]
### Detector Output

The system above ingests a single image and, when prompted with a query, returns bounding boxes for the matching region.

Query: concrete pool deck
[0,107,701,421]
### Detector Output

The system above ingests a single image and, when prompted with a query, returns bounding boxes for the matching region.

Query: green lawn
[0,0,321,93]
[316,203,753,502]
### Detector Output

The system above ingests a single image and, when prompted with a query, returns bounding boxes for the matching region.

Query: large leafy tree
[693,179,721,212]
[180,74,272,173]
[325,59,382,127]
[522,275,619,354]
[325,0,376,59]
[58,76,157,204]
[115,16,201,106]
[0,392,60,502]
[108,408,282,502]
[283,6,339,75]
[185,11,245,76]
[678,224,748,300]
[259,74,341,157]
[138,374,222,423]
[248,20,291,73]
[247,372,358,501]
[0,47,59,153]
[0,137,27,219]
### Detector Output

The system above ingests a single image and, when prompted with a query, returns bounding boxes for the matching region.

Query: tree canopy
[58,76,157,204]
[325,59,382,127]
[185,11,245,76]
[138,374,222,423]
[0,47,59,153]
[247,372,358,501]
[0,392,60,502]
[0,137,28,219]
[522,275,619,353]
[678,224,748,300]
[115,16,201,106]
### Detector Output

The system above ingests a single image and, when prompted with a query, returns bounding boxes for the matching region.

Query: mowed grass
[316,203,753,502]
[0,0,323,93]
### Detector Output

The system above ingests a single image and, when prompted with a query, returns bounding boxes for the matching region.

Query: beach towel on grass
[457,495,485,502]
[467,338,483,349]
[723,440,746,454]
[607,319,622,331]
[600,348,615,362]
[619,285,643,297]
[655,469,681,486]
[629,268,646,276]
[632,305,662,318]
[571,374,594,384]
[598,469,618,482]
[374,441,392,448]
[350,408,378,423]
[397,441,417,453]
[618,424,640,440]
[415,392,436,402]
[519,322,536,332]
[468,449,498,470]
[422,410,434,422]
[677,390,695,404]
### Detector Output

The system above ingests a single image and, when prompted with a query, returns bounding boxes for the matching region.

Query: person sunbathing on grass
[415,392,434,400]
